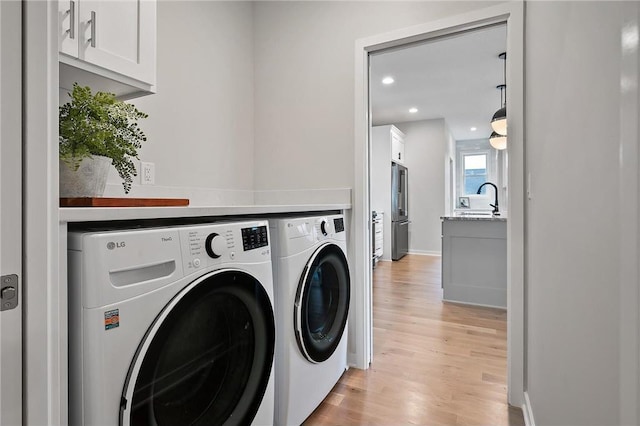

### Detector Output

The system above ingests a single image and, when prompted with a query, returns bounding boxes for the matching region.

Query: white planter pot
[59,155,112,198]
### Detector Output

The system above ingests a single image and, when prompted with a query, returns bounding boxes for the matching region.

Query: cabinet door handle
[88,11,96,47]
[65,1,75,39]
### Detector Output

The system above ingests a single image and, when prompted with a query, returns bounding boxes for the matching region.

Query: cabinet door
[398,139,405,163]
[59,0,79,57]
[391,133,404,164]
[79,0,156,84]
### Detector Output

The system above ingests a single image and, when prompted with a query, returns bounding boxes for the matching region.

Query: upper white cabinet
[59,1,79,57]
[58,0,157,99]
[390,128,405,164]
[374,124,405,164]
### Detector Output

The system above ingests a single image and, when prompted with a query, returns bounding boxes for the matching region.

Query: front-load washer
[68,220,275,425]
[270,214,350,425]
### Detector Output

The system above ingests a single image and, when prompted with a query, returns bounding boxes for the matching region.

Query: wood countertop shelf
[60,197,190,207]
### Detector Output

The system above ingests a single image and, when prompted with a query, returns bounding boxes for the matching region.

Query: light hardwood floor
[304,254,525,425]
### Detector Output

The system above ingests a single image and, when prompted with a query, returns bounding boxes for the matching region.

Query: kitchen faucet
[476,182,500,215]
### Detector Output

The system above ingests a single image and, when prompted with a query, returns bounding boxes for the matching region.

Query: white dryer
[270,214,350,425]
[68,221,276,425]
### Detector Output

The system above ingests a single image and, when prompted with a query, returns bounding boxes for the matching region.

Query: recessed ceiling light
[409,107,418,113]
[382,76,394,85]
[470,127,477,131]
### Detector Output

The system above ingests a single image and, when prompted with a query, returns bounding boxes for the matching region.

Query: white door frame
[0,1,23,424]
[352,2,525,407]
[618,4,640,424]
[23,1,64,424]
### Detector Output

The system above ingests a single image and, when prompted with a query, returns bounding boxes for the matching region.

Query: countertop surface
[441,215,507,222]
[60,203,350,223]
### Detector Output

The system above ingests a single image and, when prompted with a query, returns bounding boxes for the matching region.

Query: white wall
[396,119,446,255]
[525,2,638,424]
[252,1,501,191]
[104,1,256,202]
[253,3,640,424]
[46,1,640,423]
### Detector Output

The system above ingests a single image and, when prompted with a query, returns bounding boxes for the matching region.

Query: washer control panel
[178,221,269,274]
[241,225,268,251]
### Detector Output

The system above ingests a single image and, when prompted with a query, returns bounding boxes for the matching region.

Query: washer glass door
[295,243,350,363]
[121,270,275,426]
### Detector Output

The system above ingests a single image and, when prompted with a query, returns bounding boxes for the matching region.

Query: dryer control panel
[273,214,347,256]
[314,215,346,241]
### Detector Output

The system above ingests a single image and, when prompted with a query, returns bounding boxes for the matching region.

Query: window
[463,153,487,195]
[454,141,498,206]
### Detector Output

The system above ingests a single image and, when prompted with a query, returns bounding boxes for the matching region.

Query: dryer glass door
[295,243,350,363]
[121,270,275,426]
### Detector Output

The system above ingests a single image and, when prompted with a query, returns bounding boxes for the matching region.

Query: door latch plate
[1,274,18,311]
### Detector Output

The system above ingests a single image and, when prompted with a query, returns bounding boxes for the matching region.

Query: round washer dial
[205,233,226,258]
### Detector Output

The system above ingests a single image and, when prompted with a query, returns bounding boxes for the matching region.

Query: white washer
[68,221,275,425]
[270,214,350,425]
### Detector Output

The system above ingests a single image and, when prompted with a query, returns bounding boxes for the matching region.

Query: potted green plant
[59,83,148,196]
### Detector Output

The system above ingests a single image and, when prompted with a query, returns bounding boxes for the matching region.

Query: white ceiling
[370,24,507,141]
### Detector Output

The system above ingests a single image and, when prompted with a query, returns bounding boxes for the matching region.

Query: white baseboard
[407,250,442,257]
[522,391,536,426]
[378,251,441,261]
[442,298,506,310]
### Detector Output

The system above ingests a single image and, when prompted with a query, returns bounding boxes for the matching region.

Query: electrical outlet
[141,162,155,185]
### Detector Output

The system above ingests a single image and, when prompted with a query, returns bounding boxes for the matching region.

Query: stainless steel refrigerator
[391,162,409,260]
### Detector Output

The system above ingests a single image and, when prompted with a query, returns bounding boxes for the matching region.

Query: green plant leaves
[59,83,149,194]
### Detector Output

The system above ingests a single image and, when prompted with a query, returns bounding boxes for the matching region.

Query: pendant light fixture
[491,52,507,136]
[489,131,507,150]
[490,82,507,150]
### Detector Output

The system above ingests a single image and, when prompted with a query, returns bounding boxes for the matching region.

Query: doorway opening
[352,2,524,408]
[369,23,507,265]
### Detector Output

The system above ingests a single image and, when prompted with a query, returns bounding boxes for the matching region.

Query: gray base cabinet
[441,218,507,309]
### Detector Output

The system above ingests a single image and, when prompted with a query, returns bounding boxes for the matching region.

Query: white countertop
[441,215,507,222]
[60,203,351,223]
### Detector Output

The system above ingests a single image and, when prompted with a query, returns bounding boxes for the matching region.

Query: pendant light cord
[502,52,507,107]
